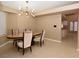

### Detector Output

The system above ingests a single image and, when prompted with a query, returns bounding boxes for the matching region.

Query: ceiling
[1,1,79,13]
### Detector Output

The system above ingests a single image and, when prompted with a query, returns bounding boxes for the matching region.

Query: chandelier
[18,1,35,17]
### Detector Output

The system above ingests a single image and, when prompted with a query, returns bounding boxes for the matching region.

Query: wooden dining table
[7,32,41,45]
[7,32,41,39]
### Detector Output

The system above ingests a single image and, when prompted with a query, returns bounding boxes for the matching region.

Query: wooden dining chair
[34,30,45,47]
[17,31,32,55]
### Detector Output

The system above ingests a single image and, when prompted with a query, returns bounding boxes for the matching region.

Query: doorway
[61,13,78,49]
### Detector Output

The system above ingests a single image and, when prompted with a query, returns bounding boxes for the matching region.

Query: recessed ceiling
[1,1,79,13]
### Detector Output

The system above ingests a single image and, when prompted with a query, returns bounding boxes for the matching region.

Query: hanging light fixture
[18,1,35,17]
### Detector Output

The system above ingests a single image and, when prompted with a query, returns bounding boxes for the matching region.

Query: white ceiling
[1,1,79,13]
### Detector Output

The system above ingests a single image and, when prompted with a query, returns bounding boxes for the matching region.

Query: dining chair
[12,29,19,46]
[17,31,32,55]
[34,30,45,47]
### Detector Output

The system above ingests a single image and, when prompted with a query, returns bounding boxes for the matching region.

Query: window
[70,21,77,32]
[0,11,6,36]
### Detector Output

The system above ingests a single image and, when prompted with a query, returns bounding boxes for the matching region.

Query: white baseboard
[45,38,62,43]
[0,41,12,48]
[0,34,6,37]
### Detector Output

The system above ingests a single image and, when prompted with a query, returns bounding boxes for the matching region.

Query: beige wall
[6,13,35,33]
[6,13,18,30]
[17,14,35,32]
[35,13,62,41]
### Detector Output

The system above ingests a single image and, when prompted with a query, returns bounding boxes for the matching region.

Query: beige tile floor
[0,32,79,58]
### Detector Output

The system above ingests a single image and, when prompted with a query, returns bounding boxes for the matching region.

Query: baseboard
[0,41,12,48]
[0,34,6,37]
[45,38,62,43]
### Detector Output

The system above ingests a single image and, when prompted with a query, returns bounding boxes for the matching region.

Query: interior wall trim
[0,34,6,37]
[35,3,79,16]
[45,37,62,43]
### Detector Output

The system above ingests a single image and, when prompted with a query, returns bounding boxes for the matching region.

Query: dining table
[7,32,41,45]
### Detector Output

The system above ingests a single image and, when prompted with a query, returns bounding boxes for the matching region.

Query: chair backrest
[11,29,19,35]
[15,29,19,34]
[41,30,45,41]
[23,31,32,48]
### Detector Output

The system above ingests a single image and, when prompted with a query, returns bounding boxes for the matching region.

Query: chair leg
[23,48,25,55]
[13,40,15,46]
[15,41,17,47]
[40,41,42,47]
[18,47,20,51]
[30,46,32,52]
